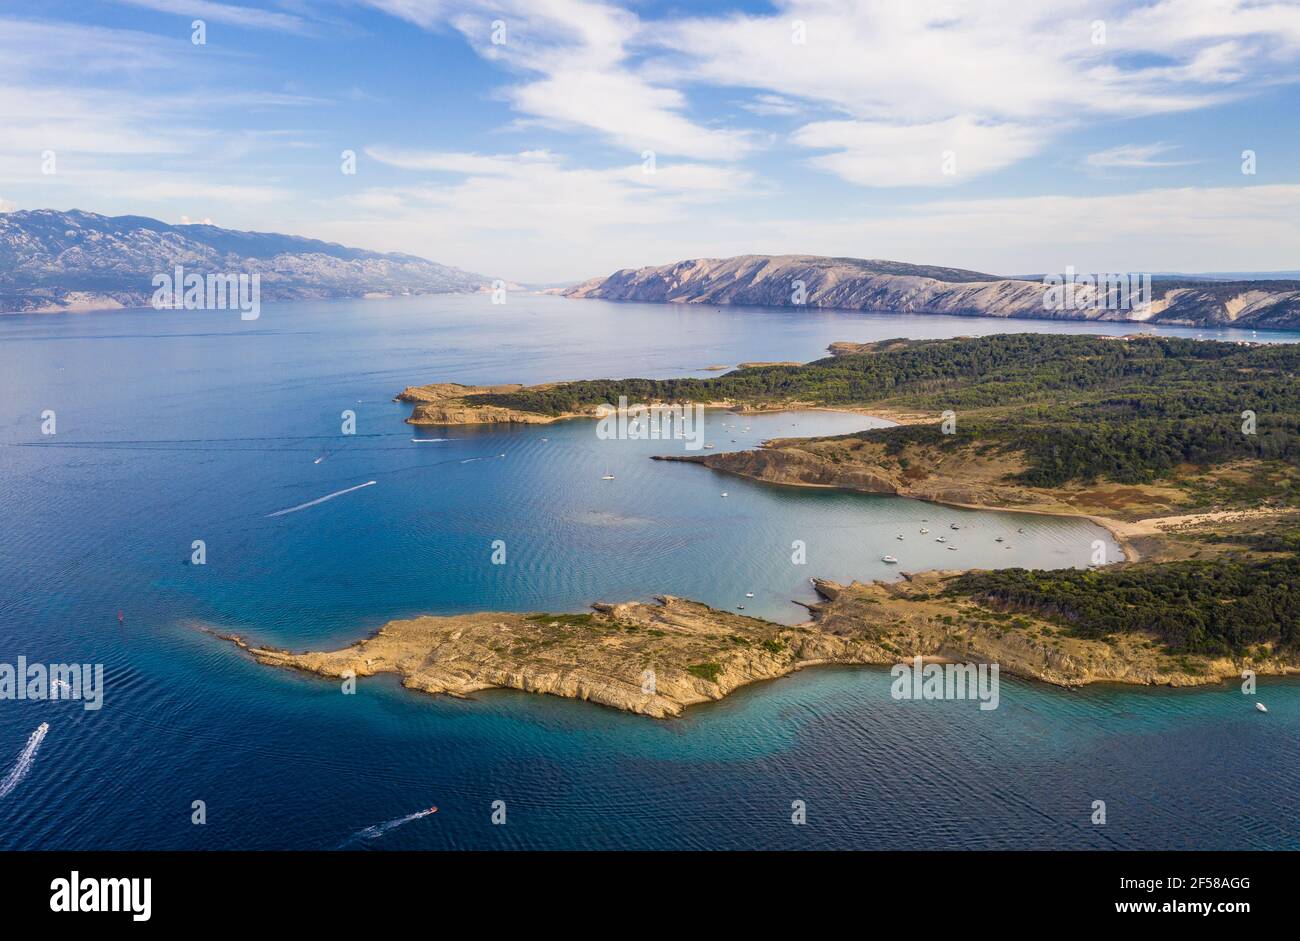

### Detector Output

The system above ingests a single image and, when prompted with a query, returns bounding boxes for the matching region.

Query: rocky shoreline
[221,566,1298,719]
[231,351,1291,718]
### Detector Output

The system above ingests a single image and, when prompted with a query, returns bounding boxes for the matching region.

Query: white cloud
[317,181,1300,281]
[363,0,754,160]
[365,146,557,175]
[320,146,758,279]
[112,0,309,33]
[728,184,1300,275]
[1085,142,1193,170]
[792,117,1047,187]
[740,94,804,117]
[650,0,1300,185]
[0,16,181,74]
[359,1,1300,188]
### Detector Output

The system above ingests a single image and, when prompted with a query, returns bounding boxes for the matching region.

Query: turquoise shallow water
[0,296,1296,849]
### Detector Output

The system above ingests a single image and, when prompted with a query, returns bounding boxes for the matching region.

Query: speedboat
[896,534,904,540]
[720,492,728,497]
[745,592,754,598]
[919,528,930,534]
[601,473,615,480]
[881,555,898,563]
[995,536,1004,542]
[935,536,947,543]
[1256,702,1268,713]
[947,545,957,551]
[950,523,960,530]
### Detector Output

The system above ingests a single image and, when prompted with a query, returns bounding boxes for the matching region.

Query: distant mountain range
[0,209,489,313]
[564,255,1300,330]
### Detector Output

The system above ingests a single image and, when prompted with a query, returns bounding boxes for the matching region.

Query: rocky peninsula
[226,334,1300,717]
[224,507,1300,719]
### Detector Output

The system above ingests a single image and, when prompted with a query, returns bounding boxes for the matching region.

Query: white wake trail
[266,480,377,517]
[0,723,49,800]
[339,808,436,847]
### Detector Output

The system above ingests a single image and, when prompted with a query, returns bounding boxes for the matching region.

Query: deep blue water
[0,296,1296,850]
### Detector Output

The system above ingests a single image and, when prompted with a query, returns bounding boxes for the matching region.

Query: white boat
[720,492,728,497]
[919,528,930,534]
[995,536,1004,542]
[896,534,904,540]
[1256,702,1268,713]
[947,545,957,550]
[881,555,898,563]
[601,473,615,480]
[703,443,715,449]
[950,523,960,530]
[936,536,947,543]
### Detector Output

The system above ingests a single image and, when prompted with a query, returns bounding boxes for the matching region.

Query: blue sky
[2,0,1300,281]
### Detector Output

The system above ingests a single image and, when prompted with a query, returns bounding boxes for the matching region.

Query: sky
[2,0,1300,282]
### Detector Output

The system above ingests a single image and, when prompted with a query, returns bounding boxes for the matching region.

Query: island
[562,254,1300,331]
[229,334,1300,716]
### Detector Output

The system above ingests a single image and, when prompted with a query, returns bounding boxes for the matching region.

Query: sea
[0,295,1295,849]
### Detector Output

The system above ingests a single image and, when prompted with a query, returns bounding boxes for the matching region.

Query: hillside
[395,333,1300,665]
[0,209,489,313]
[563,254,1300,330]
[432,333,1300,519]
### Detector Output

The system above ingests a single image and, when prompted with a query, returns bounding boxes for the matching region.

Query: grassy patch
[687,662,724,683]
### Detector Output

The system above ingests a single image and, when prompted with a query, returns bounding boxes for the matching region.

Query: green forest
[946,552,1300,655]
[481,333,1300,488]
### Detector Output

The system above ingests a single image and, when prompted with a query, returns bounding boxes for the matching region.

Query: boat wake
[266,480,377,517]
[338,807,436,847]
[0,723,49,800]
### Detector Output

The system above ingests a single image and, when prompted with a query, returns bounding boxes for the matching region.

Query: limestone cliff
[563,254,1300,330]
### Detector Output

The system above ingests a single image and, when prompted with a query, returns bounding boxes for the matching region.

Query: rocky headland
[563,254,1300,330]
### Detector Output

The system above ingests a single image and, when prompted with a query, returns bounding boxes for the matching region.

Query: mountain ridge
[0,209,490,313]
[563,253,1300,330]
